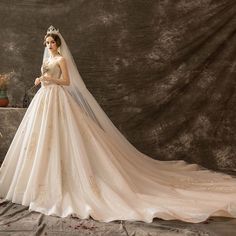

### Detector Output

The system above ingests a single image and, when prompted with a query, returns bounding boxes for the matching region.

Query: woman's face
[45,36,58,53]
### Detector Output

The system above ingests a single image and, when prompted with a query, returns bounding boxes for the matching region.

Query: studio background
[0,0,235,171]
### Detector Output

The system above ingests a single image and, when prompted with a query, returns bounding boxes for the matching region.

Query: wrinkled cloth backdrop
[0,0,235,171]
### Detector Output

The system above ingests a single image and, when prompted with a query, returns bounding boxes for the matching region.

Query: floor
[0,199,236,236]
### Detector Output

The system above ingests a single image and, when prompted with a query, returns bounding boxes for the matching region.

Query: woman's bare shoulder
[57,56,66,64]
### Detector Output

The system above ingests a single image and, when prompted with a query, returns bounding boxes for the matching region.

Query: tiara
[46,25,59,34]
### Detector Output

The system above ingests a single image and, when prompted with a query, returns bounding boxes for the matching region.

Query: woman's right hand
[34,77,41,86]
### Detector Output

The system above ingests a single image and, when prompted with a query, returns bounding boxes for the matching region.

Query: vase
[0,89,9,107]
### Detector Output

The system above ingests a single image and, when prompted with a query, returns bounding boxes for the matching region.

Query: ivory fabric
[0,58,236,223]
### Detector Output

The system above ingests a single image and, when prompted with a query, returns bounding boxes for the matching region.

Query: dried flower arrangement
[0,72,13,90]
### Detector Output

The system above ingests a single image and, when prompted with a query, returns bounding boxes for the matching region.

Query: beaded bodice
[40,57,62,86]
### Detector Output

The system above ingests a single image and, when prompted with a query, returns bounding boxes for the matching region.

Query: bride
[0,26,236,224]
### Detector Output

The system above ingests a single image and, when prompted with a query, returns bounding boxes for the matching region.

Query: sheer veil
[43,25,143,156]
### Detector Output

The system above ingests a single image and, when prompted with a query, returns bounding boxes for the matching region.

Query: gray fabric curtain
[118,1,236,171]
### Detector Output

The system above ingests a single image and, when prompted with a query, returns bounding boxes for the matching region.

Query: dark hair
[43,33,61,47]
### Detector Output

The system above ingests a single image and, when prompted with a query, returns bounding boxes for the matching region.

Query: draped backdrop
[0,0,235,171]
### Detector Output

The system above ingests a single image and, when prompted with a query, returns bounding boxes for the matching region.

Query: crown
[46,25,59,34]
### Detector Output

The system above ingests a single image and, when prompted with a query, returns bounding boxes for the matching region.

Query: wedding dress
[1,27,236,224]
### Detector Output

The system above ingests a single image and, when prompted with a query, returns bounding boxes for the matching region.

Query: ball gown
[0,57,236,223]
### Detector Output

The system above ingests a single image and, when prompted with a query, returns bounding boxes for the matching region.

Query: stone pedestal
[0,107,26,164]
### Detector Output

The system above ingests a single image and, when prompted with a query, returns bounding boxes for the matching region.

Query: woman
[0,26,236,223]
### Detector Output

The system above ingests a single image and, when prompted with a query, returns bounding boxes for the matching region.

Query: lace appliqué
[37,184,47,204]
[169,174,236,192]
[41,61,50,74]
[88,175,101,197]
[25,132,38,160]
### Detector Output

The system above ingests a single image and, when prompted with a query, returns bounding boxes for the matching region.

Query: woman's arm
[55,57,70,86]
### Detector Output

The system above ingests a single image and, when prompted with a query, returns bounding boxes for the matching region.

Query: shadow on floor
[0,199,236,236]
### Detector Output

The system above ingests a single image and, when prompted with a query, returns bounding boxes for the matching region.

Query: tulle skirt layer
[1,84,236,223]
